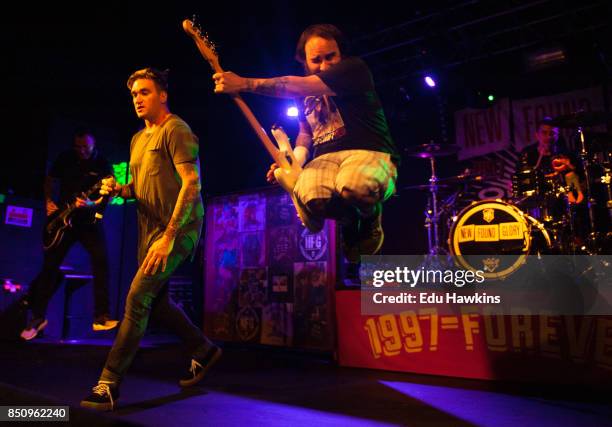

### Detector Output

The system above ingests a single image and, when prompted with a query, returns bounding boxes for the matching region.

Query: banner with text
[454,87,606,160]
[454,98,511,160]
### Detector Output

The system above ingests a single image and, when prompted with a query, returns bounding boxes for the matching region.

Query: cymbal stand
[424,156,448,256]
[576,127,599,244]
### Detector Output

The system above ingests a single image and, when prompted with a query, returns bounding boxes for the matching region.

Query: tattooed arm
[142,162,201,275]
[213,72,335,98]
[164,162,201,240]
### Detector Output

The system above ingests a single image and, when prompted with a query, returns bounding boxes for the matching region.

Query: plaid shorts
[293,149,398,205]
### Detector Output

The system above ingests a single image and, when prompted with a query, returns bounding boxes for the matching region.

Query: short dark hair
[295,24,348,64]
[126,68,169,92]
[536,117,557,130]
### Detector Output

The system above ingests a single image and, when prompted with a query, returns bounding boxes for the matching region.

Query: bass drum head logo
[299,228,328,261]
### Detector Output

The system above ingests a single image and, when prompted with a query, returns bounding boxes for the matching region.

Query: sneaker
[357,202,384,255]
[179,346,223,387]
[20,318,48,341]
[80,381,119,411]
[93,314,119,331]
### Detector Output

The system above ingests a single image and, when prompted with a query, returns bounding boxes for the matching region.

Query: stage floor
[0,338,610,427]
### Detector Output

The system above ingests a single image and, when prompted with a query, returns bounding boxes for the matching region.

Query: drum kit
[404,111,612,278]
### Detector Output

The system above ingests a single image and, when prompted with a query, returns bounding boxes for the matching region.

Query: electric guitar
[182,19,315,230]
[43,177,111,251]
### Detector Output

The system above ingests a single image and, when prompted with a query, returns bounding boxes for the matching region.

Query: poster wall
[203,187,336,351]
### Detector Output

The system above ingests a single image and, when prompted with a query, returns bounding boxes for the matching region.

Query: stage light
[424,76,436,88]
[287,106,299,117]
[487,94,495,102]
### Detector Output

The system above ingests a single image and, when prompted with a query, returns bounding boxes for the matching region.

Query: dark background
[2,0,611,254]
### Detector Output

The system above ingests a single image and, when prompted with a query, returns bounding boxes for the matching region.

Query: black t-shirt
[516,139,574,176]
[49,149,112,204]
[298,57,399,164]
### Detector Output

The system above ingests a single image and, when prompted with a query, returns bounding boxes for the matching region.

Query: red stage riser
[336,290,612,385]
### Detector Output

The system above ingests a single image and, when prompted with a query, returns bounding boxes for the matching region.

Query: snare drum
[448,200,551,279]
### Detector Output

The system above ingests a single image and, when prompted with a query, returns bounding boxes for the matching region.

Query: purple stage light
[287,106,299,117]
[424,76,436,88]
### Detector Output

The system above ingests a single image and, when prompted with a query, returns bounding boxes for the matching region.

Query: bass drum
[448,200,551,280]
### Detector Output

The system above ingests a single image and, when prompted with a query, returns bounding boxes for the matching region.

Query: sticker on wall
[268,268,293,303]
[239,195,266,232]
[267,193,297,227]
[299,227,328,261]
[268,226,297,265]
[5,205,33,228]
[293,261,329,348]
[235,306,261,342]
[240,232,265,268]
[261,303,294,346]
[239,268,267,307]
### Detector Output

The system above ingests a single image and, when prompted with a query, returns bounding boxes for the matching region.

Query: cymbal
[436,172,485,184]
[403,183,453,191]
[550,110,612,128]
[404,143,460,158]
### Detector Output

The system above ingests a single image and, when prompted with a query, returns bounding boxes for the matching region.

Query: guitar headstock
[182,17,222,72]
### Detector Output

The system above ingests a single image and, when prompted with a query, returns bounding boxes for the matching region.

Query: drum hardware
[404,183,452,191]
[575,126,599,244]
[404,142,462,257]
[404,142,460,158]
[551,110,612,252]
[509,111,612,254]
[599,167,612,222]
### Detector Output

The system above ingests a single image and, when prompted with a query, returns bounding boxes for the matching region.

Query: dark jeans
[100,233,212,384]
[27,223,110,319]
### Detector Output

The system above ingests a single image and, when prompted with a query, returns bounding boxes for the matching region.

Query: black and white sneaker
[80,381,119,411]
[20,317,48,341]
[179,346,222,387]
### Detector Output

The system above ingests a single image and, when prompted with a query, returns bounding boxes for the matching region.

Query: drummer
[516,117,584,205]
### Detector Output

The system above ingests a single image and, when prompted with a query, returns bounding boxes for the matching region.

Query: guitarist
[20,129,118,340]
[213,24,399,277]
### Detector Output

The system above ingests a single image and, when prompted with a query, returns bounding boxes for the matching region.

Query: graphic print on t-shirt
[303,95,346,146]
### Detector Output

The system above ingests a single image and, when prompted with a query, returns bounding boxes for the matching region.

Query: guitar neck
[211,64,281,163]
[183,21,283,165]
